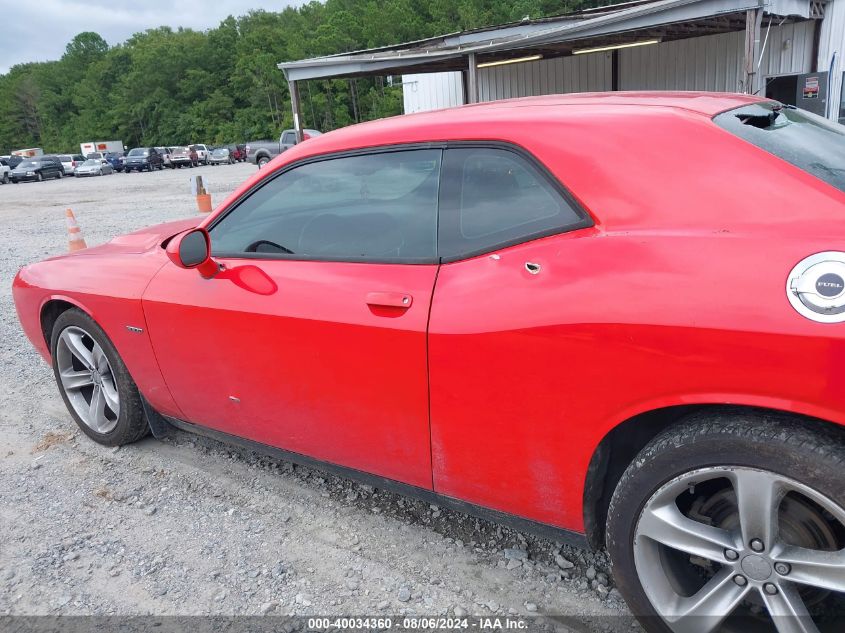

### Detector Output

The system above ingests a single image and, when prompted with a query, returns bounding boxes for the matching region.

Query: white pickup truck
[190,144,211,165]
[0,158,10,184]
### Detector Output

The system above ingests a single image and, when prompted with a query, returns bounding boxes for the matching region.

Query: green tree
[0,0,613,153]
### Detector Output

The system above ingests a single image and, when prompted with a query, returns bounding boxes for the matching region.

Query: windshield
[212,149,227,155]
[128,148,148,157]
[17,161,38,169]
[82,160,100,166]
[714,103,845,193]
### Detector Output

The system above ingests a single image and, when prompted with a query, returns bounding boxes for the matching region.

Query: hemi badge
[126,326,144,334]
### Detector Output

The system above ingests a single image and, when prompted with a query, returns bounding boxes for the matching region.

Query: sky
[1,0,299,74]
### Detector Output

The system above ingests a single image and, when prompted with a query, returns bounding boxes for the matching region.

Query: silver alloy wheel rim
[634,466,845,633]
[56,326,120,434]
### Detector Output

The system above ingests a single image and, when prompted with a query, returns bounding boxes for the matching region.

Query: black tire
[37,172,43,182]
[606,410,845,632]
[50,309,149,446]
[257,156,269,168]
[57,170,63,179]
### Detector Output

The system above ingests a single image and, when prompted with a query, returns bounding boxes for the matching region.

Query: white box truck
[12,148,44,158]
[80,140,124,156]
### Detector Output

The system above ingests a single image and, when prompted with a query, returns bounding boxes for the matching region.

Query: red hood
[72,217,202,256]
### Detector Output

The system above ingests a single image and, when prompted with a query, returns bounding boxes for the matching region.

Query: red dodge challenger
[13,92,845,632]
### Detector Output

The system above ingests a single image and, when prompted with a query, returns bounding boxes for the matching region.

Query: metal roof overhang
[278,0,816,81]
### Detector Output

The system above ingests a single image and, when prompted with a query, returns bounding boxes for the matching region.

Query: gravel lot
[0,164,633,630]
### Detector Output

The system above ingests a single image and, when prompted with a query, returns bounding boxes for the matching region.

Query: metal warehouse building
[278,0,845,135]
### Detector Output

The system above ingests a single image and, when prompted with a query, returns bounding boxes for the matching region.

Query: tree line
[0,0,607,153]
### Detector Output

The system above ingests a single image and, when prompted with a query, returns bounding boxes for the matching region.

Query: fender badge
[125,326,144,334]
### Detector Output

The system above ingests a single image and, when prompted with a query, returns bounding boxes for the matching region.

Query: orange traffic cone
[195,175,212,213]
[66,208,87,252]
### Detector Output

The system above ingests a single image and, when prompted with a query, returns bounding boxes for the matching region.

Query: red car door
[143,148,443,489]
[428,145,595,528]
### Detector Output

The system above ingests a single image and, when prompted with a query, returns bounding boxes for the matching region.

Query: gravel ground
[0,164,635,631]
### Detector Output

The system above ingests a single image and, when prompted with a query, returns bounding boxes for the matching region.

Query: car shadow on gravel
[149,426,622,608]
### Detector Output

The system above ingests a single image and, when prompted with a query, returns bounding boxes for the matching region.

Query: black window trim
[206,140,593,266]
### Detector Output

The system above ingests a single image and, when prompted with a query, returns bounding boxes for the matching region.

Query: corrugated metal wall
[403,18,833,116]
[477,53,612,100]
[402,71,463,113]
[817,0,845,119]
[620,21,814,92]
[759,20,817,78]
[620,31,746,91]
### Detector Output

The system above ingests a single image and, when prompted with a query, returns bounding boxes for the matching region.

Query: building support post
[743,8,763,95]
[467,53,479,104]
[611,50,620,91]
[289,79,304,143]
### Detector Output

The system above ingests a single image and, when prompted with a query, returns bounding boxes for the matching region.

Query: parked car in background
[229,144,246,162]
[156,147,173,168]
[190,144,210,165]
[2,155,23,169]
[169,147,193,168]
[9,155,64,182]
[104,152,125,172]
[74,158,113,177]
[123,147,163,172]
[58,154,86,175]
[246,128,321,168]
[208,148,233,165]
[0,159,10,184]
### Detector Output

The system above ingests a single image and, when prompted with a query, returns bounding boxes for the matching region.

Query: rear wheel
[257,156,269,168]
[51,309,148,446]
[606,411,845,633]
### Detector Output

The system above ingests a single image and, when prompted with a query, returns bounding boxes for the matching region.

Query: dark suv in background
[123,147,163,172]
[9,156,64,182]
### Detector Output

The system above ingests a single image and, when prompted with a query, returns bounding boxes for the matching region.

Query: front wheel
[606,411,845,633]
[51,309,149,446]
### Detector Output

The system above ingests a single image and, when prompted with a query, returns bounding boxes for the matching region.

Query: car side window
[438,147,589,260]
[209,149,442,263]
[282,132,295,145]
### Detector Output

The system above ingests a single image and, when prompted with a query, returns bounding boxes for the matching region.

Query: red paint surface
[13,93,845,534]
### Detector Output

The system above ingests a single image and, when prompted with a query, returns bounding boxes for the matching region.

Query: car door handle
[366,292,413,308]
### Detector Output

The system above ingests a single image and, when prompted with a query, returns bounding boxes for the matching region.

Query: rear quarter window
[437,146,591,260]
[714,103,845,192]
